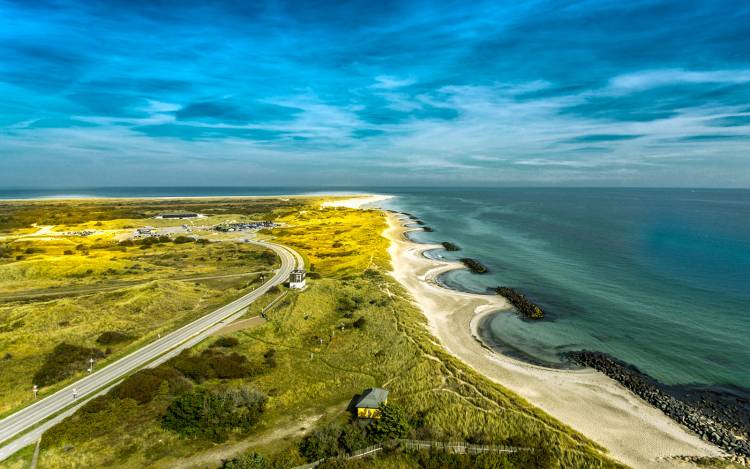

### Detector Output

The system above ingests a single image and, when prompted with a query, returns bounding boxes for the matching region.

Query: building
[136,226,156,236]
[289,269,306,289]
[155,213,199,219]
[355,388,389,419]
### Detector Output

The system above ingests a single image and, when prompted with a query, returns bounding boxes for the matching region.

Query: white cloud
[606,68,750,94]
[372,75,418,89]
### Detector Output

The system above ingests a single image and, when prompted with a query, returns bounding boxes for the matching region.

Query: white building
[289,269,306,289]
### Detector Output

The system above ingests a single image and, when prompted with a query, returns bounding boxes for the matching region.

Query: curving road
[0,239,302,461]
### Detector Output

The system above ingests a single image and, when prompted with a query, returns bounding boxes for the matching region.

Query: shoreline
[0,192,381,203]
[380,210,724,469]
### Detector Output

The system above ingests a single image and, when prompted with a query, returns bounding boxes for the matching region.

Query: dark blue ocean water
[378,188,750,390]
[4,187,749,389]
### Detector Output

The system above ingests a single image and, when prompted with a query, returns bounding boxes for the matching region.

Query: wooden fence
[291,438,529,468]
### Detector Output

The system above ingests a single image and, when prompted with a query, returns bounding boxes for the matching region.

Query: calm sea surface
[379,188,750,390]
[4,187,749,389]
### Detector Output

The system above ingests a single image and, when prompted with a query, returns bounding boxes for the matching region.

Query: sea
[4,186,749,392]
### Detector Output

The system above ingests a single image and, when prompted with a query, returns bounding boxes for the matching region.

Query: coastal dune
[382,212,723,468]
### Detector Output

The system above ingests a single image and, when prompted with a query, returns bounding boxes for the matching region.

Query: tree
[369,403,410,442]
[299,424,344,461]
[221,451,269,469]
[162,387,267,442]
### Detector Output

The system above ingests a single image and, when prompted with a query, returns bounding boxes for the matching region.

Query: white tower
[289,269,306,289]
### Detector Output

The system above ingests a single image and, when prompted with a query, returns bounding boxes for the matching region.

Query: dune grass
[9,201,631,469]
[0,199,295,416]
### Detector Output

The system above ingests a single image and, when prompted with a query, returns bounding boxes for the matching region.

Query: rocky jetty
[494,287,544,319]
[459,258,487,273]
[566,350,750,456]
[441,242,461,251]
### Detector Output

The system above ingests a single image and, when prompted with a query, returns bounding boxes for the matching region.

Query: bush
[352,317,366,329]
[369,403,410,442]
[263,349,277,368]
[221,451,269,469]
[210,336,239,348]
[95,331,132,345]
[299,424,344,461]
[81,395,112,414]
[173,236,195,244]
[162,386,267,441]
[168,349,256,382]
[112,366,184,404]
[63,250,73,255]
[33,343,104,387]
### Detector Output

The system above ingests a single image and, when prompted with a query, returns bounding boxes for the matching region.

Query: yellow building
[355,388,389,419]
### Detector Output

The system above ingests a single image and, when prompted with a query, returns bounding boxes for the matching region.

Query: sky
[1,0,750,188]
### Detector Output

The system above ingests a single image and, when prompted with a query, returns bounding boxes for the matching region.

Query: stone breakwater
[567,351,750,458]
[494,287,544,319]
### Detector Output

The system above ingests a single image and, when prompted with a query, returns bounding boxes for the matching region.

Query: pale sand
[320,194,394,209]
[380,213,723,469]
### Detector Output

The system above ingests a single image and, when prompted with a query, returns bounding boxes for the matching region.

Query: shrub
[63,250,73,255]
[162,386,267,441]
[33,343,104,387]
[210,336,239,348]
[81,395,112,414]
[263,349,277,368]
[168,349,256,382]
[299,424,344,461]
[369,403,410,442]
[210,352,251,379]
[112,367,184,404]
[260,251,276,264]
[95,331,132,345]
[220,451,269,469]
[173,236,195,244]
[352,317,366,329]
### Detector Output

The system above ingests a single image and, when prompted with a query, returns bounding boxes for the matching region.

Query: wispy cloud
[1,0,749,187]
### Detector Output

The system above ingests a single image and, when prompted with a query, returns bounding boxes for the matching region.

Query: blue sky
[1,0,749,188]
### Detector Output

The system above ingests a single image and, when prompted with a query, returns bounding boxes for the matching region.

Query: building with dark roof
[355,388,389,419]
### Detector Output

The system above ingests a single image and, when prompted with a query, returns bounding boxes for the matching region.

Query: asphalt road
[0,239,302,461]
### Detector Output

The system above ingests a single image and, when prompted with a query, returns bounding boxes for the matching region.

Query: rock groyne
[494,287,544,319]
[567,350,750,457]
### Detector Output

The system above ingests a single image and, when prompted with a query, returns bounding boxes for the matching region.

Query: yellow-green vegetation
[5,201,631,469]
[0,198,309,416]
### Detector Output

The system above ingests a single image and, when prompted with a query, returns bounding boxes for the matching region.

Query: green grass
[21,200,624,468]
[0,199,296,416]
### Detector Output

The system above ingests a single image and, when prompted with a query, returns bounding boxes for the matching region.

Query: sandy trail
[382,213,722,468]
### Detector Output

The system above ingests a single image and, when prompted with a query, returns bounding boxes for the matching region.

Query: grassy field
[0,198,310,416]
[0,200,632,469]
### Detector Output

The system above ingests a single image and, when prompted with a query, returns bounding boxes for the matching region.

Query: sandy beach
[320,194,394,208]
[377,211,725,468]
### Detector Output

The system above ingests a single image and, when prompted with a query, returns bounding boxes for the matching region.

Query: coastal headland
[378,204,726,469]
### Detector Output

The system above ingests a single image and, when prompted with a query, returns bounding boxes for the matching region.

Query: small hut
[354,388,389,419]
[289,269,306,289]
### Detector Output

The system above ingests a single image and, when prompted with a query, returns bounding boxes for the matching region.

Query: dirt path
[172,405,345,469]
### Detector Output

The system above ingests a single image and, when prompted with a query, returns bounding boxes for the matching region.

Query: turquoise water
[379,188,750,390]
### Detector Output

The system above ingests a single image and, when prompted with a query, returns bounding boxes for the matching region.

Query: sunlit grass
[18,200,621,468]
